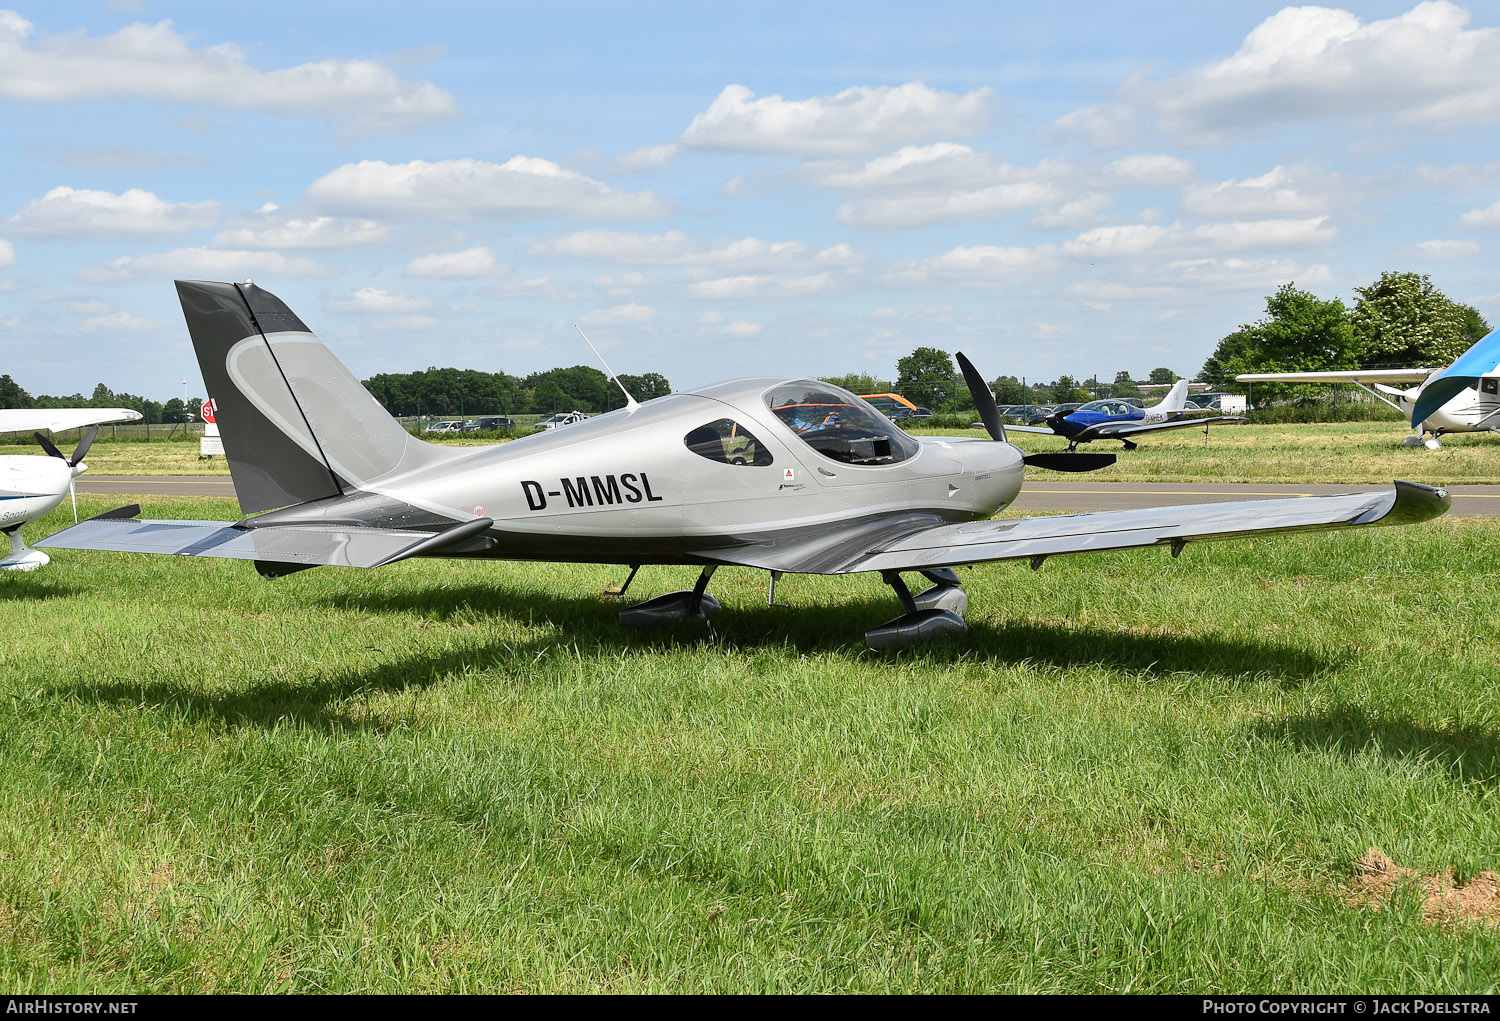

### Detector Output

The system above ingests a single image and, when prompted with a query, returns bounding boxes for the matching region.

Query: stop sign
[201,399,216,424]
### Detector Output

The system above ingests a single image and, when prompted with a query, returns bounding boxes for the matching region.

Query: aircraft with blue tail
[1006,380,1245,451]
[1237,326,1500,449]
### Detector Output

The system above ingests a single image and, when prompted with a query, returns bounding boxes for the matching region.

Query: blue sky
[2,0,1499,400]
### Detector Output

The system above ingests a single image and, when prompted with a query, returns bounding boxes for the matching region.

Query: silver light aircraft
[0,407,143,570]
[36,280,1451,648]
[1236,326,1500,449]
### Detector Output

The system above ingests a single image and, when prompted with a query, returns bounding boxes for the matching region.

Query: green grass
[2,497,1499,991]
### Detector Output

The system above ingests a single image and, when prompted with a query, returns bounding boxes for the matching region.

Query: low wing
[698,481,1448,575]
[1235,368,1435,384]
[1086,414,1245,439]
[850,481,1446,574]
[1000,424,1056,435]
[0,408,144,434]
[33,510,496,570]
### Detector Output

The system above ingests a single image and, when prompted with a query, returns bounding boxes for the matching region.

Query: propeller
[34,426,98,522]
[954,352,1115,474]
[955,351,1005,442]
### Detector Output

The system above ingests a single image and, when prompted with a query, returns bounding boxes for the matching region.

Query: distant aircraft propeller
[34,425,97,522]
[954,352,1115,474]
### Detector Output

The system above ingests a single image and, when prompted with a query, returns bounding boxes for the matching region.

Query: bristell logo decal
[474,506,484,517]
[783,468,795,482]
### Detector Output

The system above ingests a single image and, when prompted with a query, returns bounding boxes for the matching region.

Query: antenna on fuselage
[574,324,639,411]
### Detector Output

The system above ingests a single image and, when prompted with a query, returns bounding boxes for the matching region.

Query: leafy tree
[820,372,891,395]
[162,398,187,423]
[1112,371,1143,399]
[989,375,1026,404]
[895,347,958,411]
[1147,367,1178,385]
[1052,374,1089,403]
[1200,283,1358,399]
[0,374,32,409]
[1351,271,1491,368]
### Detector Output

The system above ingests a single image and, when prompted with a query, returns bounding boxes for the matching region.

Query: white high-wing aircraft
[1236,327,1500,449]
[0,408,143,570]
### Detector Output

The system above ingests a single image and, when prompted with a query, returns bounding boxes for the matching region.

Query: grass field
[3,496,1499,992]
[13,419,1500,485]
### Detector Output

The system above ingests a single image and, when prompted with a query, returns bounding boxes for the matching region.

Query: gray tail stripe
[233,282,346,499]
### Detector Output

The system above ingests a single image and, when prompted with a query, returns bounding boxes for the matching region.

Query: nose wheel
[619,566,721,627]
[0,527,49,572]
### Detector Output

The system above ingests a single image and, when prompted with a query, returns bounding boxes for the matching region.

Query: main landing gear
[0,527,49,572]
[618,565,722,627]
[863,568,968,651]
[617,565,971,650]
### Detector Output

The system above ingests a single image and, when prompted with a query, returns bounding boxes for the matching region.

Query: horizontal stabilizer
[35,515,495,569]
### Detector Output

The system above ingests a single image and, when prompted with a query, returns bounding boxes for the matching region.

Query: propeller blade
[70,425,99,467]
[955,351,1005,442]
[1023,452,1117,473]
[33,432,66,461]
[69,480,77,524]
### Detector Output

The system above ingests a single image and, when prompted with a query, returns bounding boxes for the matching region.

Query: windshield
[765,381,919,465]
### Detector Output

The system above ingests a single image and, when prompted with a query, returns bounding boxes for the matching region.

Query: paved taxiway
[78,476,1499,517]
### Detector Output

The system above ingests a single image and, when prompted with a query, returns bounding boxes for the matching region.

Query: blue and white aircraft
[1007,380,1244,451]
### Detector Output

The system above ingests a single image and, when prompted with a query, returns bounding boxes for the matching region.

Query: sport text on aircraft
[36,280,1450,648]
[1006,380,1245,451]
[1236,326,1500,449]
[0,407,143,570]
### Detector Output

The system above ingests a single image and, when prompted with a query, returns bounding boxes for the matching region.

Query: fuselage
[248,377,1025,565]
[0,455,73,531]
[1402,378,1500,434]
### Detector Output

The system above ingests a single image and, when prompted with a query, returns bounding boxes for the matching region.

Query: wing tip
[1369,480,1451,526]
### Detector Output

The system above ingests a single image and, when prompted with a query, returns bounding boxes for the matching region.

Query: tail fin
[1153,379,1191,415]
[176,280,430,514]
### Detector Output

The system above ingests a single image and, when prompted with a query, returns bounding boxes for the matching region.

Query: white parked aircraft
[1236,328,1500,449]
[0,408,143,570]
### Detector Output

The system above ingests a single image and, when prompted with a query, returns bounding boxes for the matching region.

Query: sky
[2,0,1500,401]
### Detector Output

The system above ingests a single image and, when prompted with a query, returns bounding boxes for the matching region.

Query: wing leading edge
[844,480,1447,575]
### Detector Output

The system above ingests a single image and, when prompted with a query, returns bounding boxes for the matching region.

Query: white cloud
[836,182,1057,229]
[0,238,13,268]
[530,229,864,270]
[1165,257,1334,289]
[579,302,657,325]
[1191,217,1337,248]
[613,143,678,173]
[883,244,1059,287]
[1182,166,1343,219]
[1052,102,1136,147]
[723,320,762,337]
[404,246,506,278]
[77,247,339,283]
[0,10,453,133]
[1459,199,1500,227]
[699,309,724,324]
[680,82,992,155]
[6,186,218,238]
[1103,154,1195,186]
[81,310,156,333]
[328,287,432,313]
[1136,2,1500,136]
[1061,224,1176,258]
[1406,239,1483,258]
[686,273,832,300]
[211,210,388,249]
[306,157,671,221]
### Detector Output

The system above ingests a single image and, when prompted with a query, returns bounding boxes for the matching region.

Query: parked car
[888,406,934,422]
[463,416,516,432]
[423,420,464,434]
[533,410,591,431]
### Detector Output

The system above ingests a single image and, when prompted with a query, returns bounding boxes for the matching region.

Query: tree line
[1198,271,1489,397]
[0,365,675,421]
[360,365,672,417]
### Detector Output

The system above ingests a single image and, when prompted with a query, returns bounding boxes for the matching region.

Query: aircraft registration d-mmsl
[37,280,1452,648]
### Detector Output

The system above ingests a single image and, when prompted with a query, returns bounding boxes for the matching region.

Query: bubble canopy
[765,381,920,465]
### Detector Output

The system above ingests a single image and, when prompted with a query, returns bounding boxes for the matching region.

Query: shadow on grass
[1255,705,1500,791]
[0,572,85,602]
[50,578,1335,733]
